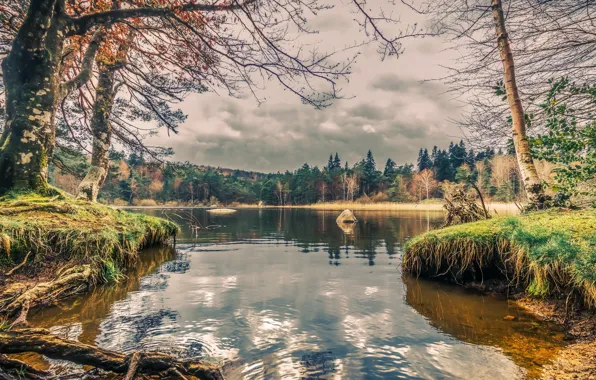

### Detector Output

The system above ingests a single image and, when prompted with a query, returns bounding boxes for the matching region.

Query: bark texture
[0,0,66,194]
[77,34,132,202]
[491,0,545,208]
[76,67,116,202]
[0,329,223,379]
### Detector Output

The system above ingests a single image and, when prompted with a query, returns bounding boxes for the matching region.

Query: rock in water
[336,209,357,224]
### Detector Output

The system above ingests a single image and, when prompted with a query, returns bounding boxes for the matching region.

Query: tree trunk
[491,0,545,208]
[77,66,117,202]
[0,0,65,194]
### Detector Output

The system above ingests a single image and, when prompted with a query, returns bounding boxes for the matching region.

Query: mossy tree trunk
[77,66,117,202]
[77,33,132,202]
[0,0,66,194]
[491,0,545,208]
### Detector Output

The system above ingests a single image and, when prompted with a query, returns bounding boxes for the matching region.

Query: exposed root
[0,329,223,379]
[5,252,30,276]
[0,265,93,325]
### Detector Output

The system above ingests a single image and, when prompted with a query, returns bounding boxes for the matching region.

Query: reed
[403,209,596,306]
[236,201,519,213]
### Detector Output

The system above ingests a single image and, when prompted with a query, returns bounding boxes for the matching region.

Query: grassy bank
[403,209,596,306]
[0,190,178,321]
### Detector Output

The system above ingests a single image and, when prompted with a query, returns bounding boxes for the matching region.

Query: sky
[146,1,467,173]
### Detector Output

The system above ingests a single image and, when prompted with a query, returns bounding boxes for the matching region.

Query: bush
[133,199,158,207]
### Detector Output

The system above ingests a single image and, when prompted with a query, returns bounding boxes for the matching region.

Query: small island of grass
[0,190,178,325]
[403,208,596,305]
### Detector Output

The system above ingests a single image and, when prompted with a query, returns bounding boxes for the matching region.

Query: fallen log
[0,329,223,379]
[0,354,50,379]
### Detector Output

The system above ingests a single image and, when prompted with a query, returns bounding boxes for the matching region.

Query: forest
[51,140,531,206]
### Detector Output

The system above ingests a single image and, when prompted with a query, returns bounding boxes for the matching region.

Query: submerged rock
[207,208,237,214]
[336,209,357,224]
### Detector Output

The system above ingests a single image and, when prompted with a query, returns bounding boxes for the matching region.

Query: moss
[403,209,596,306]
[0,189,178,284]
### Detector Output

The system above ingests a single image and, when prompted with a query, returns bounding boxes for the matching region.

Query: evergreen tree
[383,158,397,178]
[333,153,341,170]
[362,150,379,193]
[327,154,334,171]
[434,150,453,181]
[417,148,432,172]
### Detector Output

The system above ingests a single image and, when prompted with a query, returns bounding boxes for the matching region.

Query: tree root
[0,354,50,379]
[0,329,223,379]
[0,265,93,326]
[5,252,30,276]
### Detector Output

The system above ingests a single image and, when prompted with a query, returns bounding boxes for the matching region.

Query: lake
[28,208,566,379]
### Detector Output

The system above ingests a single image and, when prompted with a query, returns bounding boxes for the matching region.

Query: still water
[29,209,566,379]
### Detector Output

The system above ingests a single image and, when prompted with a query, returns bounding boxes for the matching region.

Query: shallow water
[29,208,566,379]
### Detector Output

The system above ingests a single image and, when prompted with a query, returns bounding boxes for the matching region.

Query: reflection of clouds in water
[364,286,378,296]
[222,276,238,289]
[404,341,523,380]
[342,310,395,350]
[50,323,82,341]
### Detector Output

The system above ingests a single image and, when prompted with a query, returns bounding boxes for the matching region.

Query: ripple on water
[25,209,565,379]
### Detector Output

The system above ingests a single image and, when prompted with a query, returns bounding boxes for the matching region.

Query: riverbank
[0,190,178,325]
[402,208,596,379]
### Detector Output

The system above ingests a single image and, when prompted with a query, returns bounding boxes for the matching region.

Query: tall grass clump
[0,190,178,283]
[403,209,596,306]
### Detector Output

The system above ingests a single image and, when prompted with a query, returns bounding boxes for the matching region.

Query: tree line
[49,139,539,206]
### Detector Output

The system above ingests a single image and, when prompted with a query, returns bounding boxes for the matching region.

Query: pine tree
[383,158,397,178]
[363,150,378,193]
[327,154,334,171]
[333,153,341,169]
[417,148,432,172]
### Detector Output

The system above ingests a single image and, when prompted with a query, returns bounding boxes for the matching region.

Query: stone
[336,209,357,224]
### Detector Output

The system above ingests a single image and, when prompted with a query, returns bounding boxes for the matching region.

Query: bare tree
[414,169,437,200]
[0,0,414,195]
[346,174,359,201]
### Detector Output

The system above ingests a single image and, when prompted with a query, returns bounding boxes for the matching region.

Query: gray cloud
[146,1,467,172]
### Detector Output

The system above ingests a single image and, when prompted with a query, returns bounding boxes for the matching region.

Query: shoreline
[402,208,596,379]
[111,201,520,213]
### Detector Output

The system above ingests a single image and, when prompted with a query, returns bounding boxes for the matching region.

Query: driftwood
[443,186,490,227]
[0,329,223,380]
[0,354,50,379]
[0,265,93,326]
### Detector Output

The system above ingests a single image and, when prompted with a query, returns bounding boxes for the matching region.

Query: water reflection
[27,209,563,379]
[403,275,566,378]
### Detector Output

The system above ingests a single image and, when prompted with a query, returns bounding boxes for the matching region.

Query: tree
[531,79,596,200]
[414,169,437,200]
[417,148,432,172]
[490,0,544,206]
[362,150,379,194]
[382,158,395,178]
[346,174,359,202]
[0,0,408,194]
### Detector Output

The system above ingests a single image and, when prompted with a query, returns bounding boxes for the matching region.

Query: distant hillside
[196,165,266,180]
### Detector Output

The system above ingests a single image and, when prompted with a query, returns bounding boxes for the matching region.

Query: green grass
[403,209,596,306]
[0,189,178,284]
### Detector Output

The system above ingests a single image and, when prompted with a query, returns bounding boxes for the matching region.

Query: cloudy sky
[147,1,467,173]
